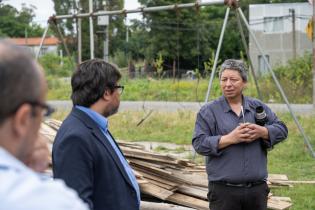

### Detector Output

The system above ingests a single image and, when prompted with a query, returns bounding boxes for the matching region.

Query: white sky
[7,0,141,26]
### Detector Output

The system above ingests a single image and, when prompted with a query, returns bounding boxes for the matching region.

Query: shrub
[259,53,312,103]
[39,53,74,77]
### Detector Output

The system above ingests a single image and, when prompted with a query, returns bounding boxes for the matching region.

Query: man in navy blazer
[52,59,140,210]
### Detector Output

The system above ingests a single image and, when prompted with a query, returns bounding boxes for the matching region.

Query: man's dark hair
[71,59,122,107]
[0,41,41,124]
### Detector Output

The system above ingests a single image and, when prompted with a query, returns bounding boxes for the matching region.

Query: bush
[111,50,128,68]
[39,53,74,77]
[259,53,312,103]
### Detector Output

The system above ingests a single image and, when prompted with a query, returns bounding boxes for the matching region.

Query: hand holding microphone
[238,105,269,142]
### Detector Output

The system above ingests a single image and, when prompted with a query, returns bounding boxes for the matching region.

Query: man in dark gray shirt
[192,59,288,210]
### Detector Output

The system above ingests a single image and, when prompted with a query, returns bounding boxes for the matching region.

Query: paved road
[48,100,315,114]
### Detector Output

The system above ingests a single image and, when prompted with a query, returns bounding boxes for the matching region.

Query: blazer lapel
[91,128,135,189]
[71,108,134,189]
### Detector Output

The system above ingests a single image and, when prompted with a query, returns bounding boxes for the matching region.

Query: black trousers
[207,182,270,210]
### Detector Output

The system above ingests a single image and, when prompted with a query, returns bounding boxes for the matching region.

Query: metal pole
[105,26,109,62]
[77,15,82,63]
[205,7,230,102]
[289,9,296,59]
[36,23,50,60]
[235,10,262,101]
[89,0,94,59]
[313,0,315,107]
[53,22,72,63]
[238,8,315,158]
[52,0,225,20]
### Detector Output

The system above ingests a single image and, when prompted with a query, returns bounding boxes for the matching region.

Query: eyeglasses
[113,85,124,95]
[28,101,55,117]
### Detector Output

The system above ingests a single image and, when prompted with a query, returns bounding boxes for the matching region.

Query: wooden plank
[271,180,315,185]
[44,119,62,131]
[270,196,292,203]
[165,168,208,187]
[140,201,195,210]
[40,123,57,143]
[167,193,209,210]
[118,140,146,150]
[268,174,289,181]
[133,165,190,185]
[268,197,292,210]
[129,159,167,170]
[177,185,208,200]
[140,183,174,200]
[136,170,179,188]
[145,177,178,191]
[130,162,173,175]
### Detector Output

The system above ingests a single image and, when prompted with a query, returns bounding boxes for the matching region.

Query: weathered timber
[177,185,208,200]
[140,183,174,200]
[167,193,209,210]
[140,201,195,210]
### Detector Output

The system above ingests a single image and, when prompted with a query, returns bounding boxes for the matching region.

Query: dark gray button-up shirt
[192,96,288,183]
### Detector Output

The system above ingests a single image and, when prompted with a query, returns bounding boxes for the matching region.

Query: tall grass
[47,77,259,102]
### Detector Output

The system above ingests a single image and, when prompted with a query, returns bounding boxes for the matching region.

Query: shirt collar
[220,95,250,113]
[0,147,27,172]
[76,105,108,132]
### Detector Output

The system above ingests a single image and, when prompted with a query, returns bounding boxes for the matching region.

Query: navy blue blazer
[52,108,139,210]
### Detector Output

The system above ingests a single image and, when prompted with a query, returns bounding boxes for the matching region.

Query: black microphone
[255,106,268,126]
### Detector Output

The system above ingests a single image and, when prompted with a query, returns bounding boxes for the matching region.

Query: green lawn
[52,111,315,210]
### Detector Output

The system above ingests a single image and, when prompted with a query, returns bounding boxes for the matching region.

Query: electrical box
[97,16,109,26]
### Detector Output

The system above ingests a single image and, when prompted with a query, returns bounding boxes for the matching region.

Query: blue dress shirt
[76,105,141,204]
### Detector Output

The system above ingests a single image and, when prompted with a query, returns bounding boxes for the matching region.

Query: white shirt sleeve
[0,170,89,210]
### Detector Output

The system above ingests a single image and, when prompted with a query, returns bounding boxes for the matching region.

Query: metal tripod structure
[36,0,314,158]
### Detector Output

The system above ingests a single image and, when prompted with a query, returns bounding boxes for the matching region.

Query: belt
[211,180,265,188]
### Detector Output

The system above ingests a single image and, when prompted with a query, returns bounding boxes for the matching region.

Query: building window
[39,47,48,57]
[258,55,270,74]
[263,17,284,33]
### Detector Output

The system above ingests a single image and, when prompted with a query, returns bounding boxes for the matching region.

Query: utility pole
[77,1,82,63]
[89,0,94,59]
[24,28,28,46]
[313,0,315,107]
[289,8,296,59]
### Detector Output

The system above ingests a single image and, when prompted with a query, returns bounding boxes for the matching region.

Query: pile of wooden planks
[40,119,293,210]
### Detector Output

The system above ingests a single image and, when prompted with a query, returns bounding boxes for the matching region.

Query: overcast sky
[7,0,141,26]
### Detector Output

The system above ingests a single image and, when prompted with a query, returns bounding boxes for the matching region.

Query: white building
[7,37,60,57]
[249,2,312,75]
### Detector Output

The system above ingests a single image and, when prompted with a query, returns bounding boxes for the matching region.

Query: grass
[47,77,260,102]
[52,111,315,210]
[46,76,312,103]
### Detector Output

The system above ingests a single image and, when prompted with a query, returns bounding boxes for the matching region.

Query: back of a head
[71,59,122,107]
[0,41,40,125]
[219,59,248,82]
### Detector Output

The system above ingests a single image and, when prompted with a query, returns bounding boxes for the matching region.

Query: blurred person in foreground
[0,40,89,210]
[192,59,288,210]
[52,59,140,210]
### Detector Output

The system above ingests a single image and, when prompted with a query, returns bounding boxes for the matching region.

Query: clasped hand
[230,123,268,144]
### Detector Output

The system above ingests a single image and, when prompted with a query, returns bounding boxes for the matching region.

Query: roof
[7,37,60,46]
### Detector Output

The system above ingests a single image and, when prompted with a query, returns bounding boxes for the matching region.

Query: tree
[0,4,44,37]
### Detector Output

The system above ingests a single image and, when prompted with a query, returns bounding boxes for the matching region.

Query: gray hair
[219,59,248,82]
